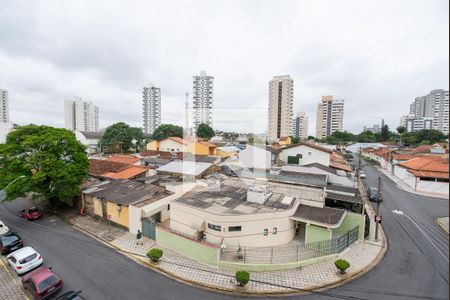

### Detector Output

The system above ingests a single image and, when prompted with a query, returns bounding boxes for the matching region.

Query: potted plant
[235,270,250,287]
[147,248,163,263]
[335,259,350,275]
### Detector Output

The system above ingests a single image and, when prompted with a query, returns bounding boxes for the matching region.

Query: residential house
[187,141,217,156]
[156,160,217,179]
[147,137,189,152]
[106,155,141,165]
[238,144,280,169]
[81,179,173,229]
[88,159,151,180]
[216,146,240,158]
[278,142,332,166]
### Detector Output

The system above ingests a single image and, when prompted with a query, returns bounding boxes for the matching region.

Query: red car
[20,206,43,221]
[22,266,64,299]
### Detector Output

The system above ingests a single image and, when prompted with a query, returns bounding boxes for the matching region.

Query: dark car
[0,232,24,255]
[20,206,44,221]
[56,291,86,300]
[367,187,382,202]
[22,266,63,299]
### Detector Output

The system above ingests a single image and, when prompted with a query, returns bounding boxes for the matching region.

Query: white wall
[238,144,271,169]
[159,139,187,152]
[0,122,13,143]
[393,165,449,195]
[279,145,330,166]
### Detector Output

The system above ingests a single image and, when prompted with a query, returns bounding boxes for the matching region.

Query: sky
[0,0,448,135]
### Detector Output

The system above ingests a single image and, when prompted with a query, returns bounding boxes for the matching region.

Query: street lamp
[0,175,26,202]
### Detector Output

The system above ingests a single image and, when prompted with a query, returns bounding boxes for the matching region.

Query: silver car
[7,246,43,275]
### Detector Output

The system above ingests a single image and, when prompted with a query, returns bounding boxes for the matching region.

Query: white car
[6,246,43,275]
[360,172,366,179]
[0,221,9,236]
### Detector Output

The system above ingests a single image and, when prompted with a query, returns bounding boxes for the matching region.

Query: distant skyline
[0,0,448,135]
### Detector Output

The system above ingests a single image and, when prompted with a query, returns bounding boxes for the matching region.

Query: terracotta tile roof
[399,157,449,173]
[167,136,188,145]
[198,141,217,148]
[282,141,333,153]
[330,161,353,172]
[88,159,129,176]
[140,150,176,160]
[106,155,140,164]
[411,145,433,153]
[102,166,150,179]
[408,170,449,179]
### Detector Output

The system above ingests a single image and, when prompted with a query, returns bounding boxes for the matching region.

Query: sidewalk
[0,258,27,300]
[376,167,448,199]
[63,211,387,295]
[436,217,449,234]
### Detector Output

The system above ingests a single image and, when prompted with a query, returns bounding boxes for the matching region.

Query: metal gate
[142,219,156,240]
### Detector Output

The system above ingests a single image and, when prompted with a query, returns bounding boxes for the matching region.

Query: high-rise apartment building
[64,97,99,132]
[142,85,161,135]
[406,89,449,134]
[315,96,344,139]
[193,71,214,129]
[268,75,294,141]
[0,89,9,123]
[291,112,309,140]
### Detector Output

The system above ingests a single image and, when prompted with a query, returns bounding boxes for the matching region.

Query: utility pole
[375,176,382,241]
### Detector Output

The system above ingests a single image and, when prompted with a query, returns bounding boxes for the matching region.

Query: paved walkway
[376,167,448,199]
[436,217,449,234]
[0,258,27,300]
[63,210,387,294]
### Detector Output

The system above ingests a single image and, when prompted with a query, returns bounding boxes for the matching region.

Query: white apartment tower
[142,85,161,135]
[291,112,309,140]
[268,75,294,141]
[407,89,449,134]
[64,97,99,132]
[0,89,9,123]
[193,71,214,128]
[316,95,344,139]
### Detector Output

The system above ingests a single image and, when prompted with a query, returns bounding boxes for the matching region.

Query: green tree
[100,122,143,153]
[152,124,183,140]
[196,123,215,140]
[357,130,376,143]
[290,136,300,144]
[379,125,390,142]
[0,125,88,205]
[325,136,338,145]
[307,136,315,141]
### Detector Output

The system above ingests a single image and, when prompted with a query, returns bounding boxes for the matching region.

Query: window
[263,229,268,236]
[228,226,242,232]
[208,223,221,231]
[273,228,278,234]
[167,204,170,211]
[287,156,300,164]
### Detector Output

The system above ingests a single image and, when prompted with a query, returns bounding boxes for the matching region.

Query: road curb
[0,257,29,300]
[62,214,388,297]
[435,218,449,235]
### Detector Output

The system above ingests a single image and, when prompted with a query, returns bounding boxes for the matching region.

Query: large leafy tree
[152,124,183,140]
[0,125,88,204]
[196,123,215,140]
[379,125,390,142]
[100,122,144,153]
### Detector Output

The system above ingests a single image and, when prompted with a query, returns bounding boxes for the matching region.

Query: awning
[290,205,347,228]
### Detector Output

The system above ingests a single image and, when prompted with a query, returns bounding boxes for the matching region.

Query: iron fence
[219,226,359,264]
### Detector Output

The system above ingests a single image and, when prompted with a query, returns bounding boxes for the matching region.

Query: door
[142,219,156,240]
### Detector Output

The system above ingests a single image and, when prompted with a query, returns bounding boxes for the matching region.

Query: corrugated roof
[89,159,129,176]
[325,192,363,204]
[330,161,352,172]
[140,150,177,159]
[157,161,213,176]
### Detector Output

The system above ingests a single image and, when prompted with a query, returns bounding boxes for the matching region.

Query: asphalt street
[0,160,448,300]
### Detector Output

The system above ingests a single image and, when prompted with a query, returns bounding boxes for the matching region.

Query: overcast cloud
[0,0,448,134]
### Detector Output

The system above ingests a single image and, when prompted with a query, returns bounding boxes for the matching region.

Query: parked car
[22,266,64,299]
[20,206,44,221]
[359,172,366,179]
[368,187,382,202]
[7,246,43,275]
[0,220,9,236]
[56,290,86,300]
[0,232,24,255]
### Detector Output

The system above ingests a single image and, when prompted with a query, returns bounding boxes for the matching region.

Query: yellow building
[187,141,217,156]
[278,136,292,146]
[216,146,240,158]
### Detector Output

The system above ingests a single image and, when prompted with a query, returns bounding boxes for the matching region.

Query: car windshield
[1,235,19,245]
[29,207,39,213]
[19,253,37,264]
[37,275,59,292]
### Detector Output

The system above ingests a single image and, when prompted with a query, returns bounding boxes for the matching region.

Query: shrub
[335,259,350,274]
[147,248,163,262]
[235,270,250,286]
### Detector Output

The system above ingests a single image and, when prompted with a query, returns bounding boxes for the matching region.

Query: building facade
[0,89,9,123]
[193,71,214,128]
[315,96,344,139]
[404,116,433,132]
[407,89,449,134]
[142,85,161,135]
[291,112,309,140]
[268,75,294,141]
[65,97,99,132]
